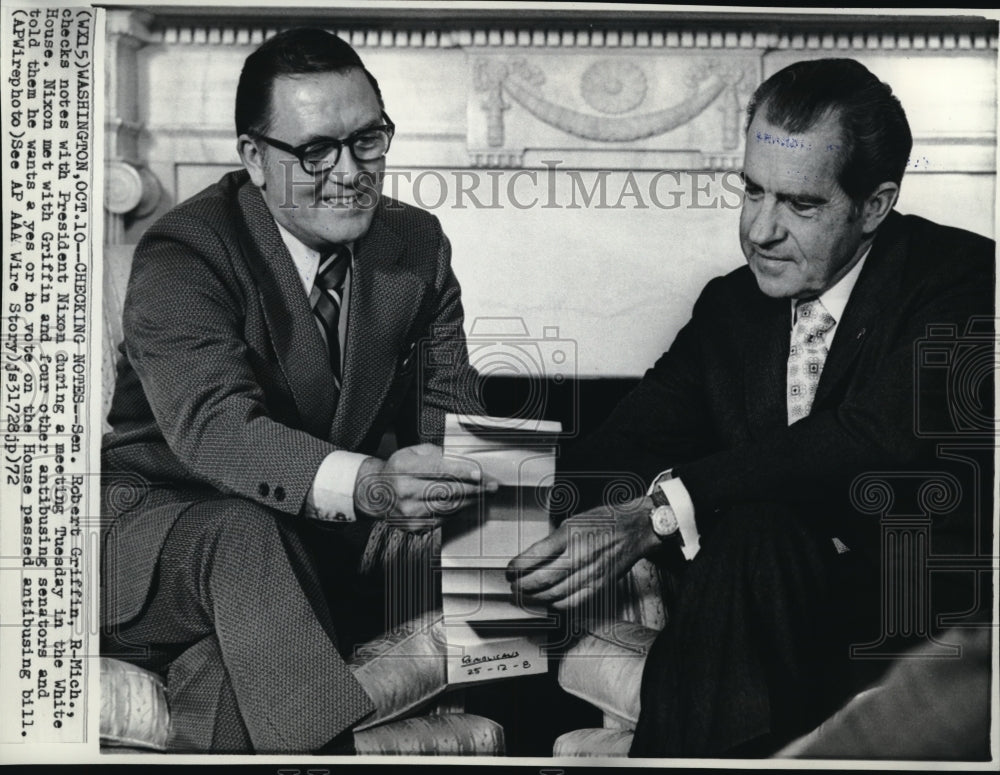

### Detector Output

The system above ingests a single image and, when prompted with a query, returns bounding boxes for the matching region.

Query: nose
[745,196,783,247]
[325,145,363,188]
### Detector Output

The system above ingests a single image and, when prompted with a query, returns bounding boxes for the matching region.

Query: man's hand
[506,496,663,611]
[354,443,498,529]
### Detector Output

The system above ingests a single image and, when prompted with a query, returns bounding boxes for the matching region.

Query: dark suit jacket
[563,211,994,573]
[102,169,482,627]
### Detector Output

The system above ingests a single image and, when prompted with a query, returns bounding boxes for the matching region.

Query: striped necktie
[787,297,836,425]
[312,245,350,389]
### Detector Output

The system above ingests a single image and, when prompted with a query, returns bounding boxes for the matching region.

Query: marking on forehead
[753,132,844,155]
[754,131,812,151]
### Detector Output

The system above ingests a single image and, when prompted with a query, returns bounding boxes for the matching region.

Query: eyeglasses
[254,113,395,175]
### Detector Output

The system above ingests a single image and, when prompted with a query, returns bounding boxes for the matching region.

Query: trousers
[629,504,884,757]
[102,497,380,752]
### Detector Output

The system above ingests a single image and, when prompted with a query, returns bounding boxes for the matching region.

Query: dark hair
[745,59,912,203]
[235,27,384,137]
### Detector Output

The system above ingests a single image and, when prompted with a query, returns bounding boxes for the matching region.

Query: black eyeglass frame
[253,112,395,175]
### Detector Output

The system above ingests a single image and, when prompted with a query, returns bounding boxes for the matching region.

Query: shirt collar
[791,246,870,326]
[275,221,322,295]
[274,221,353,296]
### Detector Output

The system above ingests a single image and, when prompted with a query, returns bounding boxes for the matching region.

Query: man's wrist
[647,472,679,541]
[649,505,678,538]
[633,495,666,557]
[354,456,387,518]
[306,450,369,522]
[657,475,701,560]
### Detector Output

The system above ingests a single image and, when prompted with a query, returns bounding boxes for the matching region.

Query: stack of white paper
[440,414,562,684]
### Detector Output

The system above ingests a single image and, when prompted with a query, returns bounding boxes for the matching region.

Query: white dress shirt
[655,248,871,559]
[276,223,368,522]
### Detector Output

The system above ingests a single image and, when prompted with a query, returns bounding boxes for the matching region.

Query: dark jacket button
[274,486,285,502]
[258,482,269,497]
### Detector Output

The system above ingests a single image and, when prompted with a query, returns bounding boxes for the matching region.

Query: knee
[194,498,282,534]
[173,498,289,561]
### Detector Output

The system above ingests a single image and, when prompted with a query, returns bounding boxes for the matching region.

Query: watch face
[651,505,678,538]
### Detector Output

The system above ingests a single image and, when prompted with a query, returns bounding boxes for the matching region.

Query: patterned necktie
[311,245,350,389]
[787,298,836,425]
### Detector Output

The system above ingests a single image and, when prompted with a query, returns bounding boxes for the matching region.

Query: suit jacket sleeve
[121,215,337,516]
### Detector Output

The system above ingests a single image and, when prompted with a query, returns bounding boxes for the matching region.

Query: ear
[237,134,267,189]
[860,181,899,234]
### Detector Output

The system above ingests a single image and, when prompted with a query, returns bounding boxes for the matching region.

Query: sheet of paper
[440,487,552,566]
[442,592,549,622]
[441,567,513,596]
[443,414,561,487]
[440,414,561,683]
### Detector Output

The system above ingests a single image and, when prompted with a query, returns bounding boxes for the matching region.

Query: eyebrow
[740,172,829,206]
[295,117,385,148]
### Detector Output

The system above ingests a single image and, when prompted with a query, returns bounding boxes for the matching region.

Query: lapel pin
[856,327,866,340]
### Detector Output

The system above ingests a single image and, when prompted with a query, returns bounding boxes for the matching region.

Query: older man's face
[740,111,868,299]
[249,68,385,251]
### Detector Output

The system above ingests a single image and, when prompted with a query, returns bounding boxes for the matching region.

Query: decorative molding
[467,151,524,169]
[476,56,754,146]
[104,161,145,215]
[580,60,648,115]
[468,52,759,168]
[104,161,161,217]
[106,8,155,41]
[151,24,999,52]
[699,153,744,171]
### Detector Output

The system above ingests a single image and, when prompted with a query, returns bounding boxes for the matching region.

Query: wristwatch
[649,481,680,540]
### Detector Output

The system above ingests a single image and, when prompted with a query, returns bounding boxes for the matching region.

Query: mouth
[749,252,795,276]
[323,193,357,205]
[751,250,791,262]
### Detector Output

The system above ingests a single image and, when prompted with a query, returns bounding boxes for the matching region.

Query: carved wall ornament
[473,55,756,148]
[474,58,547,148]
[580,59,648,114]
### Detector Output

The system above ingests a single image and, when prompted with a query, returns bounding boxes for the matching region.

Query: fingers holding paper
[354,443,498,528]
[506,497,662,611]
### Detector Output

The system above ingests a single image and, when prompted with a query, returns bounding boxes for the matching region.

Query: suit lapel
[744,290,791,435]
[236,182,338,439]
[814,212,904,410]
[329,209,425,448]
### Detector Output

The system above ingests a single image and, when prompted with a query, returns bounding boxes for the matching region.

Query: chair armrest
[553,728,634,757]
[613,558,668,630]
[354,713,504,755]
[348,616,449,731]
[100,658,170,751]
[558,622,658,728]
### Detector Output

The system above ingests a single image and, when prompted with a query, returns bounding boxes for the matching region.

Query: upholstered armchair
[550,558,666,757]
[100,614,504,754]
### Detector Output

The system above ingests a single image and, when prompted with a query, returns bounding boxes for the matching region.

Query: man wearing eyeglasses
[101,28,490,753]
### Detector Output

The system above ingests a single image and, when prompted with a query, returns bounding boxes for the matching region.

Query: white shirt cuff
[305,451,370,522]
[657,476,700,560]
